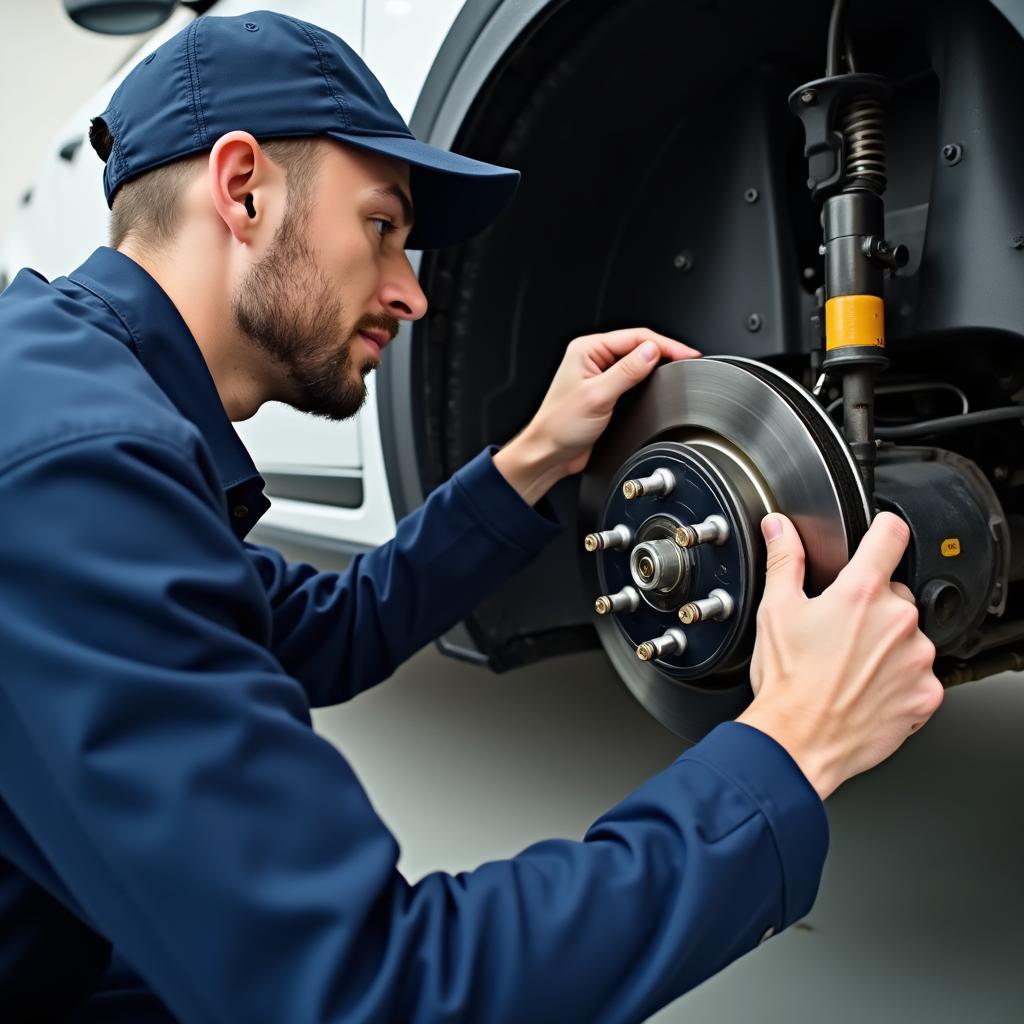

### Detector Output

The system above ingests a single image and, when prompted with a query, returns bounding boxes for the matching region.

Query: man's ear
[207,131,282,243]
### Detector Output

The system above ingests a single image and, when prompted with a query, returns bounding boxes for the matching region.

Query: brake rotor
[579,356,870,740]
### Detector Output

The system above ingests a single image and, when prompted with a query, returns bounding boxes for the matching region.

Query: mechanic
[0,11,942,1023]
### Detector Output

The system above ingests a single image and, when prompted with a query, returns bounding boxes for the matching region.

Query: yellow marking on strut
[825,295,885,350]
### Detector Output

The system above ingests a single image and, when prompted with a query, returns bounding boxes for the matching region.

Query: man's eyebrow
[369,185,415,227]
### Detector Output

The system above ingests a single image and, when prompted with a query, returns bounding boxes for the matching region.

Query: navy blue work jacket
[0,247,828,1023]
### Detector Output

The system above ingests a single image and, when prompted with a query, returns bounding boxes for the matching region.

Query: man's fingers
[587,340,664,404]
[760,513,808,604]
[890,581,916,604]
[843,511,911,583]
[579,328,701,367]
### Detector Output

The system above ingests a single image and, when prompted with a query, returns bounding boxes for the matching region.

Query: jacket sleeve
[245,447,561,706]
[0,430,828,1024]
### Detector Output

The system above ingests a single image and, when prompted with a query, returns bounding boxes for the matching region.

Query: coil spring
[841,95,887,192]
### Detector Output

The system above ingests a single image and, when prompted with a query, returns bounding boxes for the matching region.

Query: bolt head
[594,596,611,615]
[637,643,655,662]
[744,188,759,204]
[584,534,599,552]
[679,605,698,625]
[941,143,963,165]
[800,89,817,105]
[746,313,762,332]
[623,480,640,499]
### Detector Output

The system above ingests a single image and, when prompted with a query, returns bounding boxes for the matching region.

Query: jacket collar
[69,247,269,537]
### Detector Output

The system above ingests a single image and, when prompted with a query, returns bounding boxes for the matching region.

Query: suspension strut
[788,1,907,501]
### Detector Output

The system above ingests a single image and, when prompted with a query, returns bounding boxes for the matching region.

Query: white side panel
[0,8,195,281]
[236,401,362,469]
[259,371,397,542]
[364,0,470,121]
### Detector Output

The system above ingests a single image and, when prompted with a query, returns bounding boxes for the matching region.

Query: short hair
[88,117,323,252]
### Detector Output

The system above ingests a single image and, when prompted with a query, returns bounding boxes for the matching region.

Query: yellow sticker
[825,295,886,350]
[941,538,961,557]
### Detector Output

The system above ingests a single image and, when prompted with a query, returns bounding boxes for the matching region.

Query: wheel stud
[674,514,730,548]
[622,468,676,500]
[636,628,688,662]
[678,588,735,625]
[583,523,632,552]
[594,586,640,616]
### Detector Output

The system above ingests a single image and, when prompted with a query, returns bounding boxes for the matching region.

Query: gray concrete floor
[274,537,1024,1022]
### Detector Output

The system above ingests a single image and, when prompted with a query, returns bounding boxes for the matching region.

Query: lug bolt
[637,628,688,662]
[622,467,675,500]
[678,588,735,625]
[584,523,632,552]
[674,514,730,548]
[594,586,640,616]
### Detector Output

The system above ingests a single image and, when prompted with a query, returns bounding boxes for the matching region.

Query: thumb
[590,340,660,406]
[761,513,807,603]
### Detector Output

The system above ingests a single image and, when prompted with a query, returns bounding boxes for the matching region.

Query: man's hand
[737,511,944,801]
[493,328,700,505]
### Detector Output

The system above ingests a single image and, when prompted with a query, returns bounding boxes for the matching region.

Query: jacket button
[232,504,249,519]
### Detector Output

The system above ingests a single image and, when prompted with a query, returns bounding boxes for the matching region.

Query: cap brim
[326,132,519,250]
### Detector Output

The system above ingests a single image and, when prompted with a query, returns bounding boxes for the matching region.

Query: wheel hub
[579,356,870,740]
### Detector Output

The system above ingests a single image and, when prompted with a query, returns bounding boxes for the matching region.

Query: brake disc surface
[579,356,870,739]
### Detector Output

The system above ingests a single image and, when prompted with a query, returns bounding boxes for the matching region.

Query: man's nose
[380,256,428,321]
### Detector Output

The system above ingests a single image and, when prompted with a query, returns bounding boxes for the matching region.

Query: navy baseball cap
[92,10,519,249]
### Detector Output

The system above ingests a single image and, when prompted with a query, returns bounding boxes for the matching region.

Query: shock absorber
[788,2,908,501]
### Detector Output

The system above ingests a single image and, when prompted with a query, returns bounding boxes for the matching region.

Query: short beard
[233,202,376,422]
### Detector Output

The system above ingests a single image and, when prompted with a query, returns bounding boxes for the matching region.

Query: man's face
[233,143,426,421]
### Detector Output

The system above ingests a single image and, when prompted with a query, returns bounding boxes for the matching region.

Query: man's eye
[371,217,393,237]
